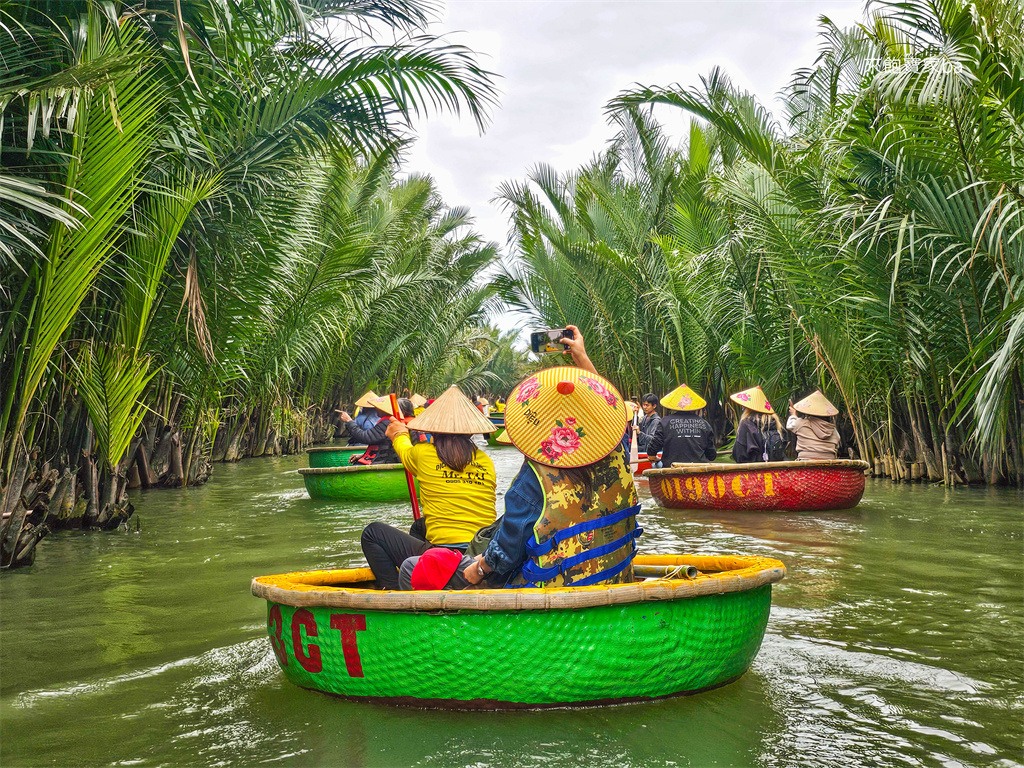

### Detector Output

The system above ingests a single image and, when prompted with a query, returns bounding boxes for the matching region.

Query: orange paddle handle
[390,394,421,520]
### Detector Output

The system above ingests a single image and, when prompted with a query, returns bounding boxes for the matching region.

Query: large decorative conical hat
[505,366,629,468]
[793,389,839,417]
[661,384,707,411]
[407,385,496,435]
[410,393,428,408]
[729,385,774,414]
[354,390,379,409]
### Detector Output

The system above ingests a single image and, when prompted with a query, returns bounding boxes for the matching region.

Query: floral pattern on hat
[516,376,540,406]
[677,395,692,408]
[538,419,586,462]
[735,392,750,402]
[763,400,773,412]
[580,376,618,407]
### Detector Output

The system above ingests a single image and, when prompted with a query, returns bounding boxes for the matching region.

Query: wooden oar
[389,394,421,520]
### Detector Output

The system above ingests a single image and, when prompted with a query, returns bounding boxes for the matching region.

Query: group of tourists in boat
[255,324,803,708]
[634,382,843,468]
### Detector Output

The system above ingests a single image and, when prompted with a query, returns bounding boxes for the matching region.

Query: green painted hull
[307,446,365,468]
[299,465,414,502]
[263,583,773,708]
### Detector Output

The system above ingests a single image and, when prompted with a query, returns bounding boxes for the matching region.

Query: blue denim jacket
[483,434,630,578]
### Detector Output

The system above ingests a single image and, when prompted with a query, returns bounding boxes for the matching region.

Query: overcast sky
[401,0,864,328]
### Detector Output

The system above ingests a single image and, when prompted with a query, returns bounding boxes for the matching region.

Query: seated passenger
[648,384,717,465]
[338,395,412,464]
[634,393,661,454]
[462,325,641,589]
[338,390,379,445]
[359,387,498,590]
[787,390,840,460]
[730,386,786,463]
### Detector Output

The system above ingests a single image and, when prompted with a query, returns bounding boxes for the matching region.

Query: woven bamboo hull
[298,464,414,502]
[251,554,785,709]
[646,460,869,511]
[306,445,365,468]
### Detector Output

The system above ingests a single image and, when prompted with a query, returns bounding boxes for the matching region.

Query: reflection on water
[1,446,1021,767]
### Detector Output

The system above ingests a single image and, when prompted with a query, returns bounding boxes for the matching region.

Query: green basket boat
[251,553,786,710]
[306,445,366,468]
[298,464,416,502]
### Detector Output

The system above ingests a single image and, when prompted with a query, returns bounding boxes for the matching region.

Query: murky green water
[1,446,1021,767]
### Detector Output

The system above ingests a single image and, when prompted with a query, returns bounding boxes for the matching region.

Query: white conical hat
[407,386,497,434]
[793,390,839,417]
[354,390,379,409]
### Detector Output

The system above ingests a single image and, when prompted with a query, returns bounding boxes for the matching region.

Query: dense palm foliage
[501,0,1023,485]
[0,0,505,559]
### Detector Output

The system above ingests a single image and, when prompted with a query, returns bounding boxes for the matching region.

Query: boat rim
[251,554,785,612]
[297,463,405,475]
[305,445,361,453]
[646,459,870,476]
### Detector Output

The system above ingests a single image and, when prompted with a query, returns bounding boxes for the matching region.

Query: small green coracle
[298,464,417,502]
[251,554,785,710]
[306,445,366,468]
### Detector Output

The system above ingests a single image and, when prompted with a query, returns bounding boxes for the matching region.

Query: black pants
[360,522,431,590]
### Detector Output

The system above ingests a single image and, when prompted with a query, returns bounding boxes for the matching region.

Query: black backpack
[762,429,787,462]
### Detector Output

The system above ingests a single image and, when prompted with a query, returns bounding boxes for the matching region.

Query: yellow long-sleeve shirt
[392,433,497,545]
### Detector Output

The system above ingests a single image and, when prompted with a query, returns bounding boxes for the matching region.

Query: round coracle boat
[251,553,785,710]
[298,464,417,502]
[645,459,870,512]
[306,445,365,468]
[485,414,507,446]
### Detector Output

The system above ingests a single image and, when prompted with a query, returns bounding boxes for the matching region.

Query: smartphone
[530,328,575,354]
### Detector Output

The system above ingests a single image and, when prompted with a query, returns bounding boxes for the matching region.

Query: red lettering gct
[291,608,322,673]
[330,613,367,678]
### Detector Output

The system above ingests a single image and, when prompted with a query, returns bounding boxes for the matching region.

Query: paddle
[629,403,640,468]
[389,394,422,520]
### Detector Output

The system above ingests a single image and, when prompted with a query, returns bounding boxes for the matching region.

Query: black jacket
[648,413,717,465]
[731,417,779,463]
[345,417,399,464]
[636,412,661,453]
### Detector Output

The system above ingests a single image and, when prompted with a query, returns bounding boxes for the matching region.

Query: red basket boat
[645,460,869,512]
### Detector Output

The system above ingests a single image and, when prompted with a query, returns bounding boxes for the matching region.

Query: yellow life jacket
[517,446,641,587]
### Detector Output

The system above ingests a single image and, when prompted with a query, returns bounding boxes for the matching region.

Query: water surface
[1,446,1021,767]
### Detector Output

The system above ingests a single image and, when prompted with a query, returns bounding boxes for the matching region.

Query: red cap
[410,548,463,590]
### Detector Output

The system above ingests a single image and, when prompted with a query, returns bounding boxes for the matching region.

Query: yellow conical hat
[505,366,629,468]
[410,393,428,408]
[660,384,707,411]
[793,389,839,417]
[494,428,512,445]
[367,394,399,415]
[354,390,379,409]
[407,385,496,435]
[729,385,774,414]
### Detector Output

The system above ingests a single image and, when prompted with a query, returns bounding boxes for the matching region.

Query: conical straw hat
[407,385,496,435]
[494,428,513,445]
[729,385,774,414]
[504,366,629,468]
[410,393,428,408]
[354,390,379,409]
[367,394,397,415]
[661,384,707,411]
[793,389,839,417]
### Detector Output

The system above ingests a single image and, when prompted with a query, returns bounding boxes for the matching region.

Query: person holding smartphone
[462,325,641,589]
